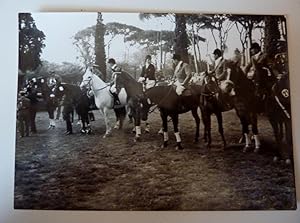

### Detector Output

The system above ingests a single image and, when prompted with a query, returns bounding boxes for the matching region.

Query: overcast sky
[33,12,175,65]
[32,12,262,66]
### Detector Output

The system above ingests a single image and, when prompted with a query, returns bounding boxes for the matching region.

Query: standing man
[17,90,31,137]
[26,79,39,133]
[107,58,122,106]
[172,54,192,96]
[139,55,156,89]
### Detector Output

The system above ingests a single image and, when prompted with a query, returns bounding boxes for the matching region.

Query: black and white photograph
[15,12,296,210]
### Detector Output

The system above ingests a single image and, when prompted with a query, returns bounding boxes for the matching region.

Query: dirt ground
[14,109,296,210]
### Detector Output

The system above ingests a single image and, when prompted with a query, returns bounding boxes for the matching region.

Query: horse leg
[160,110,168,148]
[202,110,211,149]
[145,121,150,133]
[47,105,56,129]
[216,111,226,149]
[171,114,183,150]
[251,113,261,153]
[191,108,200,143]
[200,107,207,143]
[103,107,112,138]
[118,107,126,130]
[80,113,86,134]
[133,106,142,141]
[114,111,120,130]
[240,116,251,152]
[284,120,292,164]
[64,111,72,134]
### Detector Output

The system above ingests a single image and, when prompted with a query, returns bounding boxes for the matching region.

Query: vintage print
[15,12,296,210]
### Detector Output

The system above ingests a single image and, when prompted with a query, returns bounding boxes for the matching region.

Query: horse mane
[120,71,137,82]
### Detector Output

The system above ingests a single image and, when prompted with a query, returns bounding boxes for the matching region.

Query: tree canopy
[19,13,45,72]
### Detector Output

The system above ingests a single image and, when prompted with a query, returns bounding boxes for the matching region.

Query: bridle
[81,75,110,92]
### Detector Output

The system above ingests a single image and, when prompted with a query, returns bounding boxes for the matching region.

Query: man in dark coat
[139,55,156,89]
[17,91,31,137]
[26,80,39,133]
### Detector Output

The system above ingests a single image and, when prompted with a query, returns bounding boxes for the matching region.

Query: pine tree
[264,15,281,58]
[94,13,107,81]
[174,14,189,63]
[19,13,45,72]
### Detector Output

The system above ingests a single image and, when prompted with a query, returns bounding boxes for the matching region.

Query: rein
[83,76,110,92]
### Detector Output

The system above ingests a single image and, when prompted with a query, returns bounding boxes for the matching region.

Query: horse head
[80,69,93,89]
[203,74,219,95]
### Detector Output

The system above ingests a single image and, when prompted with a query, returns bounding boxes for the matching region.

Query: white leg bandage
[145,123,150,132]
[244,133,250,147]
[174,132,181,142]
[254,134,261,149]
[136,126,141,136]
[163,132,169,141]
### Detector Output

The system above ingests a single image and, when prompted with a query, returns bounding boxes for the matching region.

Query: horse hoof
[134,136,141,143]
[254,147,260,153]
[273,156,278,162]
[158,129,163,135]
[176,143,184,150]
[285,159,291,165]
[103,133,111,138]
[194,138,199,143]
[161,141,168,148]
[176,145,184,150]
[243,146,250,153]
[145,128,150,133]
[80,129,86,134]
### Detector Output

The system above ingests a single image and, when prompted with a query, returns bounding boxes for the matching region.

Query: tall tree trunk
[264,15,281,58]
[191,24,199,73]
[174,14,189,63]
[95,13,107,81]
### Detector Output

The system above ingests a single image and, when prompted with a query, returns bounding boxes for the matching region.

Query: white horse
[80,69,127,138]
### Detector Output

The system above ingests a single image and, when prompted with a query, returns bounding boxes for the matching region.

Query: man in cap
[107,58,122,107]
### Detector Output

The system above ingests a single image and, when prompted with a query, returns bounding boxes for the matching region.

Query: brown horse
[142,84,202,150]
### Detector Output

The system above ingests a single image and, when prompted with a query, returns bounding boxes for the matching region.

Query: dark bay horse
[226,61,261,152]
[254,62,292,163]
[141,85,202,150]
[115,71,149,141]
[197,74,236,149]
[53,83,91,134]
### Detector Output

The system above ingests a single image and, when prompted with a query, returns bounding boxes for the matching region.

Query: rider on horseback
[172,54,192,95]
[108,58,122,107]
[172,54,193,111]
[207,49,235,111]
[138,55,156,90]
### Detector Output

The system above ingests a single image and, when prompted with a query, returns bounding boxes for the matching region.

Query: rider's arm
[182,64,192,86]
[216,60,228,80]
